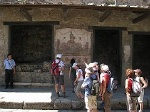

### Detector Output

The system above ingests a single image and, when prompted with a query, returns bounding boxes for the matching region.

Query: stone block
[54,98,71,109]
[21,72,32,83]
[23,102,54,109]
[71,100,84,110]
[0,101,23,109]
[111,98,127,110]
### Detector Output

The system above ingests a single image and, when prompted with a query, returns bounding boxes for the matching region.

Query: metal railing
[0,0,150,8]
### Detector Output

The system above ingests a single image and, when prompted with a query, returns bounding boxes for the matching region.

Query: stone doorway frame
[93,26,127,85]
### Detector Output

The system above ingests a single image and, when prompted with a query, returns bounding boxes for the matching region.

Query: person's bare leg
[139,102,143,112]
[61,85,66,97]
[55,84,60,97]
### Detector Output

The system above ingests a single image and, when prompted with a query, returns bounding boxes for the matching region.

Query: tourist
[4,54,16,89]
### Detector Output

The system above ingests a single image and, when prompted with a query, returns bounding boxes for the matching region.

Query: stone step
[0,87,150,110]
[13,82,53,87]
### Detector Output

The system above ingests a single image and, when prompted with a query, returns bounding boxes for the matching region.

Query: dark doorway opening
[10,25,53,64]
[94,29,121,84]
[133,34,150,81]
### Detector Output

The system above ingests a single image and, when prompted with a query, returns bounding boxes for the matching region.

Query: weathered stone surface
[54,99,71,109]
[0,101,23,109]
[71,100,84,110]
[0,5,150,87]
[111,98,127,110]
[23,102,54,109]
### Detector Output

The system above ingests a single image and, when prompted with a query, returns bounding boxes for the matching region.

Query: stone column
[121,31,133,86]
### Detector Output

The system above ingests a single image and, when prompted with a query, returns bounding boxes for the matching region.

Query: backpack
[90,78,100,96]
[80,68,85,78]
[107,74,118,93]
[51,60,60,75]
[130,77,142,97]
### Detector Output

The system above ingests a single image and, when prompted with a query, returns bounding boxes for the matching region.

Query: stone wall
[0,7,150,86]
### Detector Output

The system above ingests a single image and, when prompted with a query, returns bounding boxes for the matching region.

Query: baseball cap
[72,63,78,68]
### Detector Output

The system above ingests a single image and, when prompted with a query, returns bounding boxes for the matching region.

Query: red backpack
[128,78,132,93]
[51,60,60,75]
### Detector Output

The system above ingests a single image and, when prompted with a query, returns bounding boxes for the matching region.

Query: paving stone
[23,102,54,110]
[0,101,23,109]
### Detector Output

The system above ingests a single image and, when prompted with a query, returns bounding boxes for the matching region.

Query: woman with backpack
[125,68,139,112]
[99,64,112,112]
[134,69,148,112]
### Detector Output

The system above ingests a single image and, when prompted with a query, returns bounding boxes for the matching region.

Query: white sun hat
[56,54,62,58]
[101,65,109,71]
[88,63,95,68]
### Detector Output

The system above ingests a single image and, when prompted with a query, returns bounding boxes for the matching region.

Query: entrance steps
[0,87,150,110]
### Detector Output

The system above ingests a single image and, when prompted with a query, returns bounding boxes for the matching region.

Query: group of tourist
[51,54,113,112]
[3,53,148,112]
[51,54,148,112]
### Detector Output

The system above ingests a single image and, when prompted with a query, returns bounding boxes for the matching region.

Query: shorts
[138,89,144,103]
[54,75,64,85]
[75,80,83,94]
[85,95,97,109]
[126,95,138,111]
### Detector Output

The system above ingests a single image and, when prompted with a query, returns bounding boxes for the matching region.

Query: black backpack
[90,78,100,96]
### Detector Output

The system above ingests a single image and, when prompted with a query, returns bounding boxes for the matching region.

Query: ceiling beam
[20,8,32,21]
[132,12,149,24]
[99,10,111,22]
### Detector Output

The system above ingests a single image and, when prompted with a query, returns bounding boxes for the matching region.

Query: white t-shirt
[76,69,84,81]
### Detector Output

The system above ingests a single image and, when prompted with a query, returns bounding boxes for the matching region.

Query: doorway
[133,34,150,81]
[94,29,122,84]
[10,25,53,64]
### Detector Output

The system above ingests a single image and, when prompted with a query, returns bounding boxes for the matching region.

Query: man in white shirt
[51,54,66,98]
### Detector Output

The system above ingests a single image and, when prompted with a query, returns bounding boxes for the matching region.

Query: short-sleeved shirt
[76,69,84,81]
[54,59,64,75]
[82,76,92,97]
[4,58,16,70]
[91,73,97,80]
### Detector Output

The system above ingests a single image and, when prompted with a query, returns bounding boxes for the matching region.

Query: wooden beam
[20,8,32,21]
[132,12,149,24]
[3,21,59,25]
[99,10,111,22]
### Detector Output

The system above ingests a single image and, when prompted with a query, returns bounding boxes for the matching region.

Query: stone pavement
[0,86,150,110]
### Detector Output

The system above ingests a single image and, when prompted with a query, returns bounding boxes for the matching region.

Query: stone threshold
[13,82,53,87]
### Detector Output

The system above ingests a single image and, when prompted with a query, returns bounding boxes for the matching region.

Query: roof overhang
[0,4,150,12]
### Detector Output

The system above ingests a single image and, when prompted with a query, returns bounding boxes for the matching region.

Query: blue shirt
[91,73,97,80]
[4,58,16,70]
[82,76,92,97]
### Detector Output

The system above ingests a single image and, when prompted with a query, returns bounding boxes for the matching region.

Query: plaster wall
[0,7,150,86]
